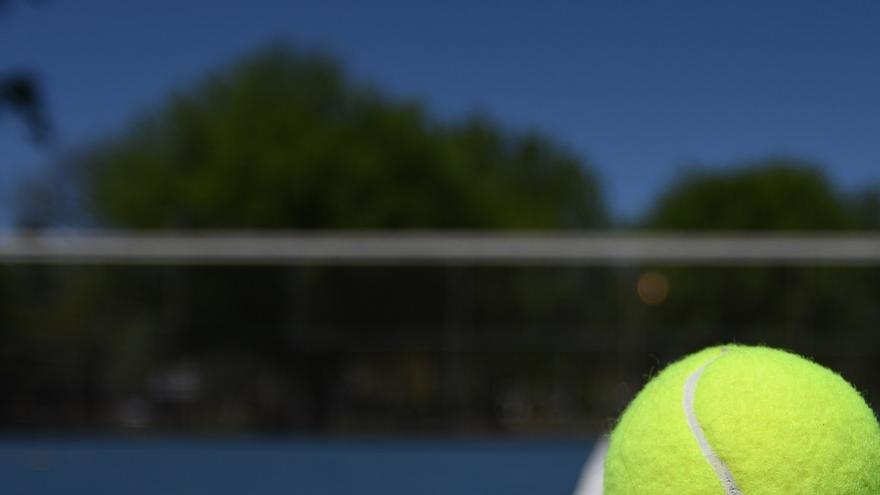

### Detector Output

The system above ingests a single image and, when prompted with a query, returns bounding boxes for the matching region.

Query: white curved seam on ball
[683,348,743,495]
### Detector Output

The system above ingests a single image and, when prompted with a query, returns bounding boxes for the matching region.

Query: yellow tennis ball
[604,345,880,495]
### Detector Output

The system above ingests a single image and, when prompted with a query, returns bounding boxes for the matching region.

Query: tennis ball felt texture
[604,345,880,495]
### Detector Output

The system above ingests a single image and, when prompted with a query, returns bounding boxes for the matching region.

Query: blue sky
[2,0,879,226]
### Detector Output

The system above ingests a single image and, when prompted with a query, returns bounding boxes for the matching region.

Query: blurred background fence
[2,232,878,437]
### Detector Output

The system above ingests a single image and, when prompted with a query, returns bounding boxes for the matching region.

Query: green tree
[82,46,604,230]
[850,186,880,229]
[647,161,855,230]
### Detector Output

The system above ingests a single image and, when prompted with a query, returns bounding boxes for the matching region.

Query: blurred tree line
[2,45,880,434]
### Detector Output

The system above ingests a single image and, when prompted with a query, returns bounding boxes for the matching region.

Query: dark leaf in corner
[0,73,52,144]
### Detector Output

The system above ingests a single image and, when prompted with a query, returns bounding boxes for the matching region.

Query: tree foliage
[646,161,855,230]
[83,47,604,230]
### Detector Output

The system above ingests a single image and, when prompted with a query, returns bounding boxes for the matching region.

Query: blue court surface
[0,437,591,494]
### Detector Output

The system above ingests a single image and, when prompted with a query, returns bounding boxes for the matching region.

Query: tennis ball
[604,345,880,495]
